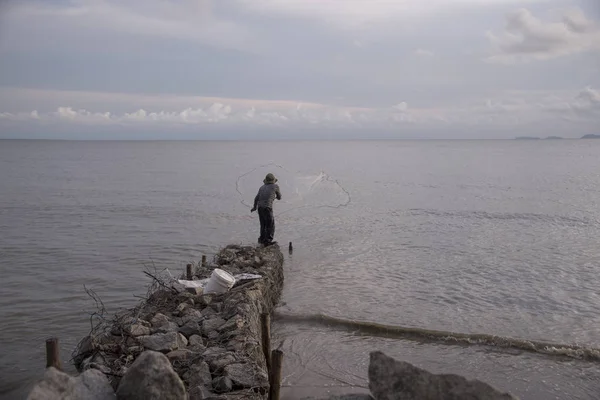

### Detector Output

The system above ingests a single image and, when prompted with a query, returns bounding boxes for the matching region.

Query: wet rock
[73,335,94,366]
[184,361,213,388]
[212,376,233,393]
[27,367,115,400]
[138,332,187,353]
[116,350,186,400]
[202,317,226,334]
[179,321,202,338]
[224,363,268,389]
[368,351,518,400]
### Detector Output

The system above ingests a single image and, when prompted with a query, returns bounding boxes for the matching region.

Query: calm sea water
[1,139,600,399]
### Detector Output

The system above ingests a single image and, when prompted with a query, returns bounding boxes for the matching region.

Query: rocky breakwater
[27,244,284,400]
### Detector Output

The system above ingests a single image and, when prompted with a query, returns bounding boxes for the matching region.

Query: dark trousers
[258,207,275,244]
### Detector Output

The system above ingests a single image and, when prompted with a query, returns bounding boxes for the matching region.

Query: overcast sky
[0,0,598,139]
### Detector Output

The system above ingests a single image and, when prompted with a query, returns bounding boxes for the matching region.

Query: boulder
[182,309,204,325]
[138,332,187,353]
[208,353,237,372]
[127,323,151,337]
[189,385,223,400]
[116,350,186,400]
[217,316,244,333]
[188,334,206,350]
[368,352,518,400]
[166,349,198,363]
[27,367,115,400]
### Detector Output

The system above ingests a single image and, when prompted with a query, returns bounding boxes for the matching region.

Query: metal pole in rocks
[45,337,62,370]
[261,313,271,371]
[269,349,283,400]
[201,255,207,267]
[186,264,193,280]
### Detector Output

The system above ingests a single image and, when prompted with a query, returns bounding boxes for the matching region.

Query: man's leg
[265,207,275,244]
[258,208,266,244]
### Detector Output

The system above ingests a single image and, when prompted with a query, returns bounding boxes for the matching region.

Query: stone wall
[28,244,284,400]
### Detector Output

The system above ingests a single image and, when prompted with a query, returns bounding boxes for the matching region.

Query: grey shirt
[253,183,282,209]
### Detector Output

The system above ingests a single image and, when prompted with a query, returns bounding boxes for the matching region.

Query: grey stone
[188,334,206,348]
[201,307,217,318]
[189,386,222,400]
[73,335,94,366]
[217,316,244,333]
[197,295,213,307]
[151,313,179,333]
[174,302,190,316]
[212,376,233,393]
[224,363,268,389]
[208,353,237,372]
[166,349,197,363]
[368,351,518,400]
[138,331,187,353]
[27,367,115,400]
[116,350,186,400]
[202,317,226,334]
[184,361,213,388]
[202,347,228,359]
[179,321,202,338]
[127,323,151,337]
[182,309,204,325]
[207,330,220,341]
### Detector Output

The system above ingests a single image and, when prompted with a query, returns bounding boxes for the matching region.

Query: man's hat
[264,173,277,184]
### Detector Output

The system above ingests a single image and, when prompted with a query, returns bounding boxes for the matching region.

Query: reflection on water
[1,140,600,399]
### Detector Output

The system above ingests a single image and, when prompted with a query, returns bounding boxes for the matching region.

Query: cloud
[0,0,255,52]
[486,7,600,63]
[414,49,435,57]
[1,88,598,136]
[235,0,552,30]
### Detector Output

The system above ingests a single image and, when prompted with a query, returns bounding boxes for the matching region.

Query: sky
[0,0,599,139]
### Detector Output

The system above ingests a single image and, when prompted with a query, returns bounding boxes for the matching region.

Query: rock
[184,361,213,388]
[166,349,197,363]
[116,350,186,400]
[73,335,94,366]
[368,351,518,400]
[202,317,226,334]
[212,376,233,393]
[179,321,202,338]
[201,307,217,318]
[151,313,179,333]
[211,302,223,313]
[81,354,112,375]
[224,363,268,389]
[188,334,206,349]
[217,316,244,333]
[138,332,186,353]
[182,309,204,325]
[189,386,222,400]
[207,330,220,341]
[187,287,204,295]
[208,353,237,372]
[127,323,151,337]
[27,367,115,400]
[197,295,213,308]
[174,302,190,316]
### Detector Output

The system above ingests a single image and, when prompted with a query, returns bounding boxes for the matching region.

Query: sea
[1,139,600,399]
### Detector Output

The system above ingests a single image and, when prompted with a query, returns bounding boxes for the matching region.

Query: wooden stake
[45,338,61,370]
[201,255,207,267]
[261,313,271,372]
[269,349,283,400]
[288,242,293,254]
[186,263,193,280]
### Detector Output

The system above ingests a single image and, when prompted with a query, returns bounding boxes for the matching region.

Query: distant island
[515,134,600,140]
